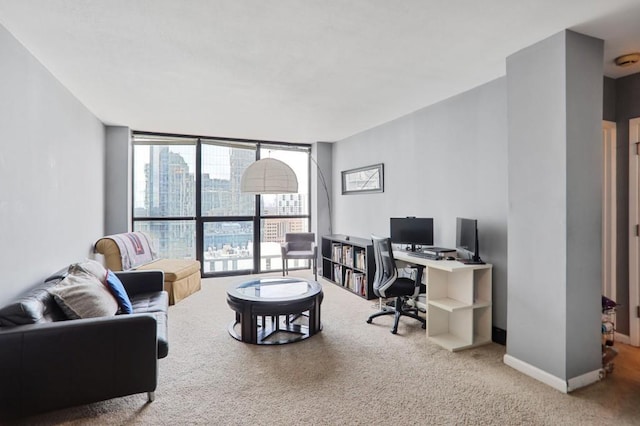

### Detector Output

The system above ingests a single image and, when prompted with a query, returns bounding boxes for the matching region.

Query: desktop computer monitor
[390,217,433,252]
[455,217,483,263]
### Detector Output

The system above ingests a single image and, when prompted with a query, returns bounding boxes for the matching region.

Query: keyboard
[406,251,442,260]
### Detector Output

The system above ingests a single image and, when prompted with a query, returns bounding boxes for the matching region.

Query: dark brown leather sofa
[0,270,168,420]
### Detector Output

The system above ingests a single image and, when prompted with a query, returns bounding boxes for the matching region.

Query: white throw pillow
[68,259,108,282]
[49,271,118,319]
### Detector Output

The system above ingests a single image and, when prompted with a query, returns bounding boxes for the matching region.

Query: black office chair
[366,235,426,334]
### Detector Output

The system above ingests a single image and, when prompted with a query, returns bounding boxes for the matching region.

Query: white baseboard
[503,354,601,393]
[615,332,630,345]
[503,354,569,393]
[566,369,601,392]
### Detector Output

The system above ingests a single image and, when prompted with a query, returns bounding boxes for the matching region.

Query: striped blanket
[105,232,157,270]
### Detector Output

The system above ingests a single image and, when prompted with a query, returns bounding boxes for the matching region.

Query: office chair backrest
[285,232,315,251]
[371,235,398,298]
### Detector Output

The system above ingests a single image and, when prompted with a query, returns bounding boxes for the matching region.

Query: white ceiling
[1,1,640,143]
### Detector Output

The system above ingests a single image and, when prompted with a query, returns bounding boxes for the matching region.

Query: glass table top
[229,277,320,301]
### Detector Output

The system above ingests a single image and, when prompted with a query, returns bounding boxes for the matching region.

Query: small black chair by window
[281,232,318,281]
[367,235,426,334]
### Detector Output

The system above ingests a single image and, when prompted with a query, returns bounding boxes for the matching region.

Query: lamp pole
[310,155,332,236]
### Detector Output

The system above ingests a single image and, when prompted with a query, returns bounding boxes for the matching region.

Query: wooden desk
[394,250,493,351]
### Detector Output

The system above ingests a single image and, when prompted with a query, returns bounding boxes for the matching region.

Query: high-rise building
[141,146,196,258]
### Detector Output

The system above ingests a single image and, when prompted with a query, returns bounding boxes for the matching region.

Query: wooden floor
[612,341,640,384]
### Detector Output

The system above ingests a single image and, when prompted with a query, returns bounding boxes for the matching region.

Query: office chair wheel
[391,329,398,334]
[366,318,373,324]
[422,323,426,329]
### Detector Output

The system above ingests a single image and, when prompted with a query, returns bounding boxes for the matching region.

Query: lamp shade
[241,158,298,194]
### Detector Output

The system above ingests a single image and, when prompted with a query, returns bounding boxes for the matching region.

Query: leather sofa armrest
[0,314,158,419]
[116,270,165,296]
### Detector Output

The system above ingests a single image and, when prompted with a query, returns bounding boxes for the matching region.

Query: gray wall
[0,24,105,306]
[332,78,509,330]
[603,77,616,122]
[507,30,603,380]
[105,126,132,235]
[565,31,605,378]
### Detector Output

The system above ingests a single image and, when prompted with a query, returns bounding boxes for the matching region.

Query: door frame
[629,117,640,346]
[603,121,617,303]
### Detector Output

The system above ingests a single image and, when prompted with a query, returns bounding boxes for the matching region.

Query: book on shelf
[333,264,343,284]
[345,269,353,290]
[332,243,342,262]
[343,245,353,267]
[355,250,366,270]
[353,272,364,296]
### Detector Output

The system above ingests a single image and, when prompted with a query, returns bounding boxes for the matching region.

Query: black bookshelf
[321,235,376,300]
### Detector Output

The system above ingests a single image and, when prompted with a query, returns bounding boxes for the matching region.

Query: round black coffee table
[226,277,323,345]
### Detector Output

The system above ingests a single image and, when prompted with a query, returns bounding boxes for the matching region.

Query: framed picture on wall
[341,163,384,194]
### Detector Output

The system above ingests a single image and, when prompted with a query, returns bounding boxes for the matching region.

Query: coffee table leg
[240,304,257,344]
[309,298,321,335]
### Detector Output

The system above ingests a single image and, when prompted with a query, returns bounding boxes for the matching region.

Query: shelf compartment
[428,297,471,312]
[429,333,492,352]
[427,305,473,346]
[427,268,475,305]
[473,306,492,343]
[426,263,492,352]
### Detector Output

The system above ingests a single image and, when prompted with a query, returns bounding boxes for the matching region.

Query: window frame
[132,131,311,277]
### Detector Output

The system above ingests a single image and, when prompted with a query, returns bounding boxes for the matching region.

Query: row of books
[343,269,367,297]
[331,243,366,269]
[331,265,367,296]
[342,245,354,267]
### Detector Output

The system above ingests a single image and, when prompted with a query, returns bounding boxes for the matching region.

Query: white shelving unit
[426,264,492,351]
[394,251,493,352]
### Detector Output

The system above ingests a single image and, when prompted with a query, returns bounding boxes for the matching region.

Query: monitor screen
[390,217,434,251]
[456,217,478,257]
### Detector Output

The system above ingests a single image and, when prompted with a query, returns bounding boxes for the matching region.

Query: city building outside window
[132,133,311,277]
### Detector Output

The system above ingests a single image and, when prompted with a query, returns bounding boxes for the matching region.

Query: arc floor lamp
[240,157,298,194]
[240,155,332,234]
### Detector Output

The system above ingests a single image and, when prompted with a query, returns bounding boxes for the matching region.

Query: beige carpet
[15,271,640,425]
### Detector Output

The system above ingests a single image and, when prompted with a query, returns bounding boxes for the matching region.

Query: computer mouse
[446,256,455,261]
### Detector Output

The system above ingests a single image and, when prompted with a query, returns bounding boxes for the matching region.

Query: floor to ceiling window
[132,132,311,277]
[200,139,256,275]
[259,145,310,272]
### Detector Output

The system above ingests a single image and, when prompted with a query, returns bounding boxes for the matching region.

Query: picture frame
[341,163,384,194]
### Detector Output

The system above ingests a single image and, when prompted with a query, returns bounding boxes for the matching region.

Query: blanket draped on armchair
[103,232,157,270]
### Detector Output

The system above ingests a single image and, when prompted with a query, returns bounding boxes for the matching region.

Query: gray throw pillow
[69,259,108,282]
[48,271,118,319]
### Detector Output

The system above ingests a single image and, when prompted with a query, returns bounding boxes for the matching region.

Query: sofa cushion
[136,258,200,281]
[48,272,118,319]
[0,280,67,326]
[68,260,133,314]
[69,259,108,282]
[130,291,169,358]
